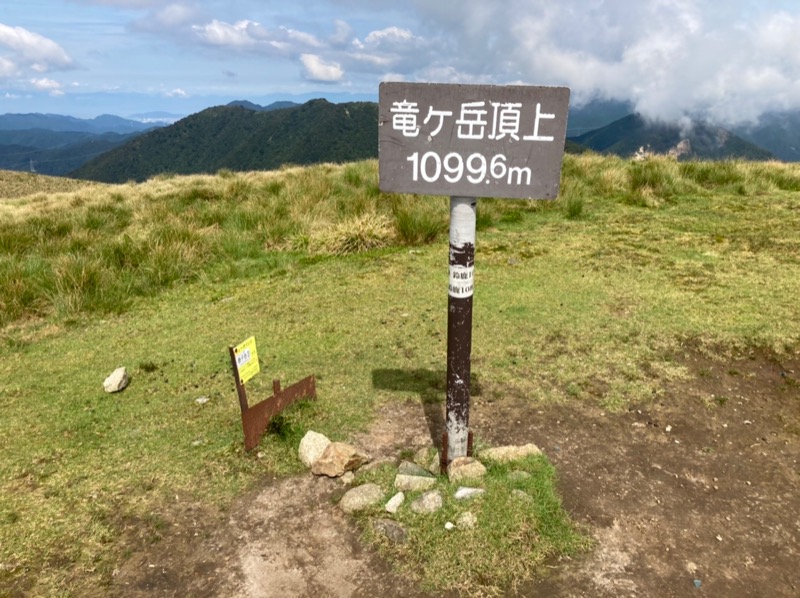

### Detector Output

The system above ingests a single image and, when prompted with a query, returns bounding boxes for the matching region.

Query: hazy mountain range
[0,98,797,182]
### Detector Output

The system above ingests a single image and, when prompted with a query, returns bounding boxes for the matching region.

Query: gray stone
[410,490,443,514]
[103,367,129,393]
[457,511,478,529]
[339,483,384,514]
[385,492,405,514]
[298,431,331,468]
[340,471,355,485]
[373,518,407,544]
[311,442,370,478]
[361,457,397,472]
[447,457,487,483]
[398,460,433,477]
[413,447,440,474]
[394,473,437,492]
[480,444,542,464]
[454,487,485,501]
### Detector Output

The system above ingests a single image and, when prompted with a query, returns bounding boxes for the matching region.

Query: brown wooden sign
[379,82,570,200]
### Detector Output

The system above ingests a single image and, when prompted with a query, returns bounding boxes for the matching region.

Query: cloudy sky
[1,0,800,122]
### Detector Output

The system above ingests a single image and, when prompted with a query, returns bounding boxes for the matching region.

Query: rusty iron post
[229,345,316,451]
[445,196,476,464]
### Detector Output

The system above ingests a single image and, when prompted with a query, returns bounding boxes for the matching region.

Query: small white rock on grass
[103,367,129,393]
[385,492,405,514]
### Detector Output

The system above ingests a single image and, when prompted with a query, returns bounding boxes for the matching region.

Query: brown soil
[111,349,800,597]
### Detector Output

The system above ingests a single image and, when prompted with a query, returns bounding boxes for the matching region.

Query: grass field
[1,156,799,595]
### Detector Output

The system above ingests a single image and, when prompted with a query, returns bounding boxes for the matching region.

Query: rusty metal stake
[228,346,316,451]
[440,430,474,475]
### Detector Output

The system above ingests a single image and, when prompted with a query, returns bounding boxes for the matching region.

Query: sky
[1,0,800,123]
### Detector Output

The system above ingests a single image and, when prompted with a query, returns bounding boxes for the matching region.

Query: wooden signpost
[229,336,317,451]
[378,82,570,467]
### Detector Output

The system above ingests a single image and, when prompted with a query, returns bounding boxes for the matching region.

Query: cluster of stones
[299,430,542,544]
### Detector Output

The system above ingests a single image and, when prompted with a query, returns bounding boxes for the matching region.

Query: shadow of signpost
[371,368,482,447]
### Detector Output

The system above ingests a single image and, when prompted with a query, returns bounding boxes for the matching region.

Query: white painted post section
[446,196,477,461]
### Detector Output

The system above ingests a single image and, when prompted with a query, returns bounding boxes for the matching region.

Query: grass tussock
[0,161,539,328]
[355,455,590,595]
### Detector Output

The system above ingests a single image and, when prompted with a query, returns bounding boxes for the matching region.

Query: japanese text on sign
[390,100,556,142]
[379,83,570,200]
[233,336,260,385]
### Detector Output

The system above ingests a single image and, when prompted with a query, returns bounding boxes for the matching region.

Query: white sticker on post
[449,265,474,298]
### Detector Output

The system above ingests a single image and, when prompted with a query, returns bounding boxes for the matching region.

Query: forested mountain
[570,114,774,161]
[0,112,162,175]
[0,113,154,134]
[0,132,143,176]
[71,99,378,183]
[733,111,800,162]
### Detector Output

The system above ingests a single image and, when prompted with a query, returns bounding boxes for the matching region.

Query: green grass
[354,456,590,595]
[1,155,799,595]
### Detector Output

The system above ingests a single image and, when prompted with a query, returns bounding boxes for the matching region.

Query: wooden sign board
[379,82,570,200]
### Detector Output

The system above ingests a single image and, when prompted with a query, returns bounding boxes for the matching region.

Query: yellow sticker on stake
[233,336,260,384]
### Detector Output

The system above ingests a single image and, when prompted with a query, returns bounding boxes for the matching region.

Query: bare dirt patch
[112,349,800,597]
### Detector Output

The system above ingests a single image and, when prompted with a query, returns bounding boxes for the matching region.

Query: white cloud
[362,26,415,47]
[330,19,353,47]
[191,18,325,57]
[133,3,198,33]
[281,27,323,49]
[300,53,344,82]
[0,56,16,77]
[0,24,73,74]
[347,25,430,73]
[398,0,800,124]
[30,77,65,96]
[41,1,800,125]
[165,88,189,97]
[193,19,261,48]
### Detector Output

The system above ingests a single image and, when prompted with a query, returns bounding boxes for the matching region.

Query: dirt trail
[113,350,800,597]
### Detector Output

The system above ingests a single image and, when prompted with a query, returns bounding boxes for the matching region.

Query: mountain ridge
[570,113,774,161]
[70,99,378,183]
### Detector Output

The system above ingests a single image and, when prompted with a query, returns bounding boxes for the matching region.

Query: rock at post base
[394,473,436,492]
[373,518,408,544]
[298,431,332,468]
[103,367,129,393]
[447,457,487,483]
[454,487,485,501]
[339,483,384,514]
[394,460,436,492]
[410,490,443,514]
[413,447,440,474]
[480,444,542,463]
[385,492,405,514]
[311,442,370,478]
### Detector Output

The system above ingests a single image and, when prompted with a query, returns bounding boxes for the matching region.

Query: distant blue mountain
[0,113,161,175]
[0,113,157,134]
[567,98,634,137]
[732,111,800,162]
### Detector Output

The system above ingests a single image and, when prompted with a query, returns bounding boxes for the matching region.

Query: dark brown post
[445,196,476,463]
[229,346,249,414]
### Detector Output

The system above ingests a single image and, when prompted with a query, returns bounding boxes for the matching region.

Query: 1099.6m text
[406,151,532,187]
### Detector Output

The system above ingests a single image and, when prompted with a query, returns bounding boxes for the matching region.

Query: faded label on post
[449,265,474,298]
